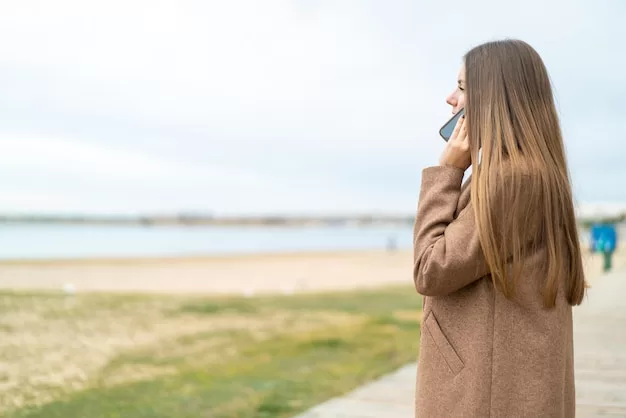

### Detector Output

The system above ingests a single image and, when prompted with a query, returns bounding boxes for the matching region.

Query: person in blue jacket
[590,223,618,271]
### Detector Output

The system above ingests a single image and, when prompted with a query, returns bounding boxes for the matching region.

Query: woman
[413,39,586,417]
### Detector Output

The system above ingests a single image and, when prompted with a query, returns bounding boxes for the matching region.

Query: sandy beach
[0,247,622,295]
[0,250,414,295]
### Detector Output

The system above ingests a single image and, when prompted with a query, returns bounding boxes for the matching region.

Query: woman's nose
[446,94,456,107]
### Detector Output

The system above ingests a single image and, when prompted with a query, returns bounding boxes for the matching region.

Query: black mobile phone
[439,108,465,141]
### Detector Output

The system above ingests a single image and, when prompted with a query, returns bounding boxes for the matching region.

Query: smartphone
[439,108,465,141]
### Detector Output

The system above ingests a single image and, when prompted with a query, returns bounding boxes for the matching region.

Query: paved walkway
[295,267,626,417]
[574,267,626,417]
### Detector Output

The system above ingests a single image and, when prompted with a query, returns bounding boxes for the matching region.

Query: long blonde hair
[465,39,585,308]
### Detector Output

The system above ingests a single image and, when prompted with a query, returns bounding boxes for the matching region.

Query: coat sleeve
[412,166,490,296]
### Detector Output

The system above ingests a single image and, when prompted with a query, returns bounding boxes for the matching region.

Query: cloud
[0,0,438,147]
[0,133,261,188]
[0,133,271,214]
[0,1,624,214]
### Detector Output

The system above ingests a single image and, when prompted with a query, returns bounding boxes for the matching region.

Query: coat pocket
[424,312,464,375]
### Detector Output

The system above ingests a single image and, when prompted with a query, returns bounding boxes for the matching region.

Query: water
[0,224,413,260]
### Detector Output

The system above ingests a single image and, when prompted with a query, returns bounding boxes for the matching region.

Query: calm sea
[0,224,413,260]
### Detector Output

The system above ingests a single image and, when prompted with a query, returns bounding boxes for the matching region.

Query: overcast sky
[0,0,624,215]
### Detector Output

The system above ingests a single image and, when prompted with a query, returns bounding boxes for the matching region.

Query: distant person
[412,39,586,417]
[591,223,618,271]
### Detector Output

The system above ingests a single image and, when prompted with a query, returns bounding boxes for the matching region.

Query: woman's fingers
[458,117,468,143]
[439,114,471,170]
[450,114,464,141]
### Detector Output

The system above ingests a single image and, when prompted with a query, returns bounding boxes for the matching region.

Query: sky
[0,0,625,216]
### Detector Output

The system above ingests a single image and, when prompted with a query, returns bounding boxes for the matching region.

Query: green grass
[1,286,422,418]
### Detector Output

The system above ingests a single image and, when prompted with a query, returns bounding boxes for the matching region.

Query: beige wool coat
[413,166,576,417]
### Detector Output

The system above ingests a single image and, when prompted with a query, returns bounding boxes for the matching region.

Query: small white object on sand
[281,284,295,295]
[63,283,76,295]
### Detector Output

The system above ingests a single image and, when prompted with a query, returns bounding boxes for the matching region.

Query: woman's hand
[439,115,471,171]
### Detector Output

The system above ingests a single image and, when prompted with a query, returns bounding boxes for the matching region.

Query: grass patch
[178,298,260,315]
[1,286,421,417]
[177,284,421,316]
